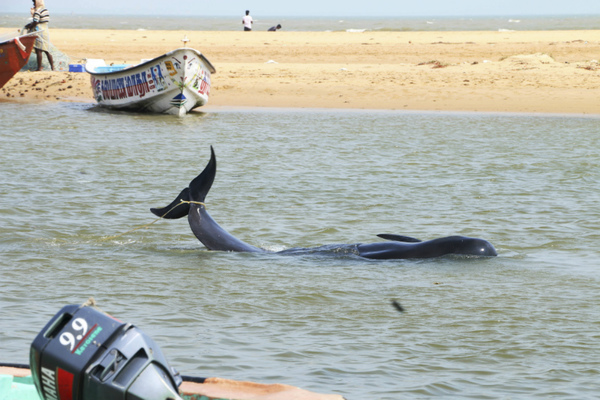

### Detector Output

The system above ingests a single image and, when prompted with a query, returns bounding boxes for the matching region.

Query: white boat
[85,47,216,116]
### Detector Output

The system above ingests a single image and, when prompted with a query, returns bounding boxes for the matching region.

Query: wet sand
[2,28,600,114]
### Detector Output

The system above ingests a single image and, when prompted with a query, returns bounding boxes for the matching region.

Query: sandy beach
[2,28,600,114]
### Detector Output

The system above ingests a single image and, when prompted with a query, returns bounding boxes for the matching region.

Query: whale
[150,147,497,260]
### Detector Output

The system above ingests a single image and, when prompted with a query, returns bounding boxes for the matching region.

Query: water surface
[2,13,600,32]
[1,103,599,399]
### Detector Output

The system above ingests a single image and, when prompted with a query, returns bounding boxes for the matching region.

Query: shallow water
[1,102,599,399]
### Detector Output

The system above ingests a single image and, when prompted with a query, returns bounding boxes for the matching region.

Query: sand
[2,28,600,114]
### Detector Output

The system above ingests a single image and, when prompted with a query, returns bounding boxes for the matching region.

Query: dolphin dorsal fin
[377,234,422,243]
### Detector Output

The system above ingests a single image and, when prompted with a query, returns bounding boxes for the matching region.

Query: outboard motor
[30,301,184,400]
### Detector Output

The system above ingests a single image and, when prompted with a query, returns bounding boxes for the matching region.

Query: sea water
[0,102,599,399]
[2,13,600,32]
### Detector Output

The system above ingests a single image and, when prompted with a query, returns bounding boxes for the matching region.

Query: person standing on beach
[242,10,253,31]
[26,0,54,71]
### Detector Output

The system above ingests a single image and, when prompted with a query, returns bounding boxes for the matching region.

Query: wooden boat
[85,47,216,117]
[0,364,344,400]
[0,31,37,89]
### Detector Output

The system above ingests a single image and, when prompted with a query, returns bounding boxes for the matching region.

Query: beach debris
[265,60,278,64]
[417,60,448,69]
[578,63,598,71]
[503,53,556,65]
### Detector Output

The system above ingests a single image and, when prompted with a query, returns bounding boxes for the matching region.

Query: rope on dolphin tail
[99,200,206,241]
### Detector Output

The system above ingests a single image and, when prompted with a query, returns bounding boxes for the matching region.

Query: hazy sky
[5,0,600,17]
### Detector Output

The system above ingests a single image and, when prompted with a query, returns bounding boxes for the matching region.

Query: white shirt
[242,15,253,29]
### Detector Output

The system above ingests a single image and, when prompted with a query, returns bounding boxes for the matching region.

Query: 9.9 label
[59,318,89,352]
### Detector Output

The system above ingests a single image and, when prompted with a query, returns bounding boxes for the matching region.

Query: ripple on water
[1,104,599,398]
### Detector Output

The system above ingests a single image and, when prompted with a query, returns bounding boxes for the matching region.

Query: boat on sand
[85,47,216,116]
[0,31,37,89]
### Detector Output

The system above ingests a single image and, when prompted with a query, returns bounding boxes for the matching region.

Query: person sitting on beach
[268,24,282,32]
[25,0,54,71]
[242,10,253,31]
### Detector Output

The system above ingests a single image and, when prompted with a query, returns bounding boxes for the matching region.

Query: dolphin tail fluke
[150,146,216,219]
[377,234,422,243]
[188,146,216,203]
[150,187,191,219]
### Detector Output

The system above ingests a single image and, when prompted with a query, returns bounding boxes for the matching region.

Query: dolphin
[151,147,497,259]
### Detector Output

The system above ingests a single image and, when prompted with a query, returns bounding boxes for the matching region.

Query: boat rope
[99,200,205,241]
[179,200,206,206]
[80,297,114,316]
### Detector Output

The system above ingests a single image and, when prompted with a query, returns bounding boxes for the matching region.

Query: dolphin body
[151,147,497,260]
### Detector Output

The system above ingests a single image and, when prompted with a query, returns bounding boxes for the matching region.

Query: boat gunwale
[84,47,216,76]
[0,30,39,46]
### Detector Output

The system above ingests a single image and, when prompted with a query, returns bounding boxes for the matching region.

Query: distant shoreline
[3,11,600,18]
[3,29,600,114]
[2,13,600,32]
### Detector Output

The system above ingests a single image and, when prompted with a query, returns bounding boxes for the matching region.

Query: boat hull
[0,33,36,89]
[0,365,344,400]
[87,48,215,116]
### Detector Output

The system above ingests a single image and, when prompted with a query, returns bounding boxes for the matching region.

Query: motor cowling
[30,303,183,400]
